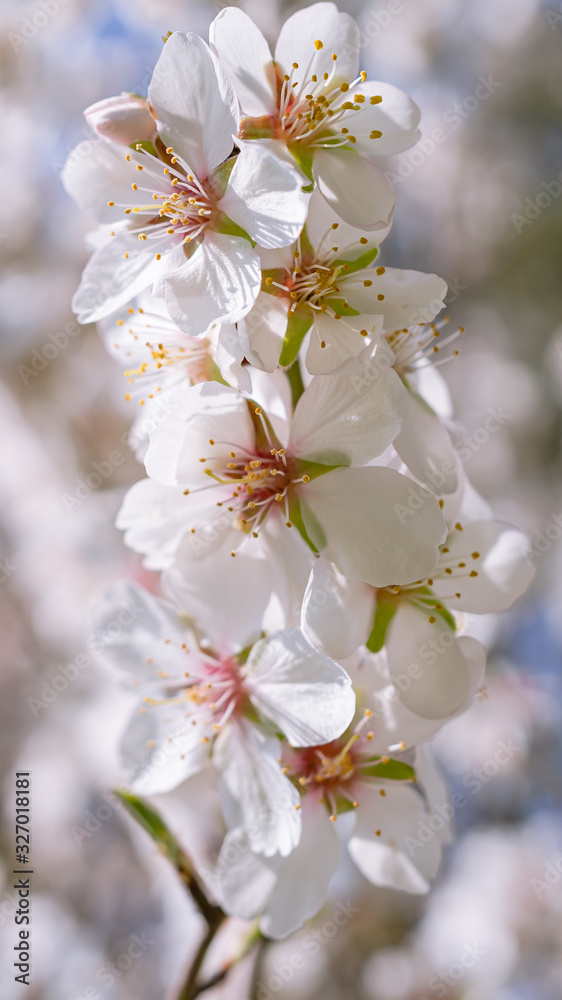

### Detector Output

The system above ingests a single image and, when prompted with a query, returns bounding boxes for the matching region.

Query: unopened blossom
[239,189,447,375]
[302,519,534,716]
[216,718,451,939]
[63,32,309,332]
[95,579,355,857]
[210,3,421,229]
[117,366,447,589]
[84,94,157,146]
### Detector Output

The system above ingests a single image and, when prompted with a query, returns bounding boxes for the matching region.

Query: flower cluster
[64,3,534,944]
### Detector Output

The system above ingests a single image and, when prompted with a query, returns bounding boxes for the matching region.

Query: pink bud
[84,94,156,146]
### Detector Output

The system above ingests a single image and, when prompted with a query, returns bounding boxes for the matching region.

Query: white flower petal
[210,8,276,117]
[290,366,406,466]
[148,32,239,176]
[313,149,395,232]
[213,323,252,391]
[305,186,388,259]
[301,467,446,586]
[220,143,309,249]
[348,783,439,893]
[116,478,193,569]
[217,829,280,920]
[71,231,164,324]
[241,293,290,372]
[415,746,454,846]
[343,268,448,329]
[260,798,340,939]
[347,81,421,157]
[161,233,261,336]
[93,580,197,683]
[275,3,359,85]
[394,392,459,495]
[214,720,301,857]
[163,539,277,654]
[301,558,374,659]
[62,140,138,224]
[84,95,157,146]
[433,520,535,613]
[385,603,471,719]
[246,627,355,746]
[144,380,254,487]
[305,313,383,375]
[366,636,485,748]
[129,720,210,795]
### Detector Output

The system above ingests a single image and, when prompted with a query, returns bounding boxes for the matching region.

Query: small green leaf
[360,758,416,781]
[209,157,237,200]
[293,457,349,479]
[286,358,306,409]
[300,499,327,552]
[287,496,319,553]
[332,246,379,274]
[299,225,316,261]
[366,598,397,653]
[116,791,184,867]
[278,308,313,367]
[290,145,314,184]
[130,139,158,157]
[246,399,283,453]
[214,210,255,247]
[332,792,358,815]
[413,586,457,632]
[324,297,360,317]
[261,268,290,296]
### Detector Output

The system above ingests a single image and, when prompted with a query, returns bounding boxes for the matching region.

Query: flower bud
[84,94,156,146]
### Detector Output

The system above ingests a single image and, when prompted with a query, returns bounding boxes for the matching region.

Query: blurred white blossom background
[1,0,561,998]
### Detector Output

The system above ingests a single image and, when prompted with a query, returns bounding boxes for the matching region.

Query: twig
[250,936,271,1000]
[175,914,226,1000]
[193,924,262,997]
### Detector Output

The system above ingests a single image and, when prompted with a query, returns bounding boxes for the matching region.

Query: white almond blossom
[116,366,447,590]
[216,717,459,939]
[238,189,448,375]
[63,32,309,333]
[99,291,250,404]
[94,579,355,857]
[215,641,485,938]
[210,3,421,230]
[302,519,534,717]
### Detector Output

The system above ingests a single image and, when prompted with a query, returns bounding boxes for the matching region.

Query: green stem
[176,914,226,1000]
[192,924,262,996]
[116,792,223,926]
[286,357,305,409]
[250,937,270,999]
